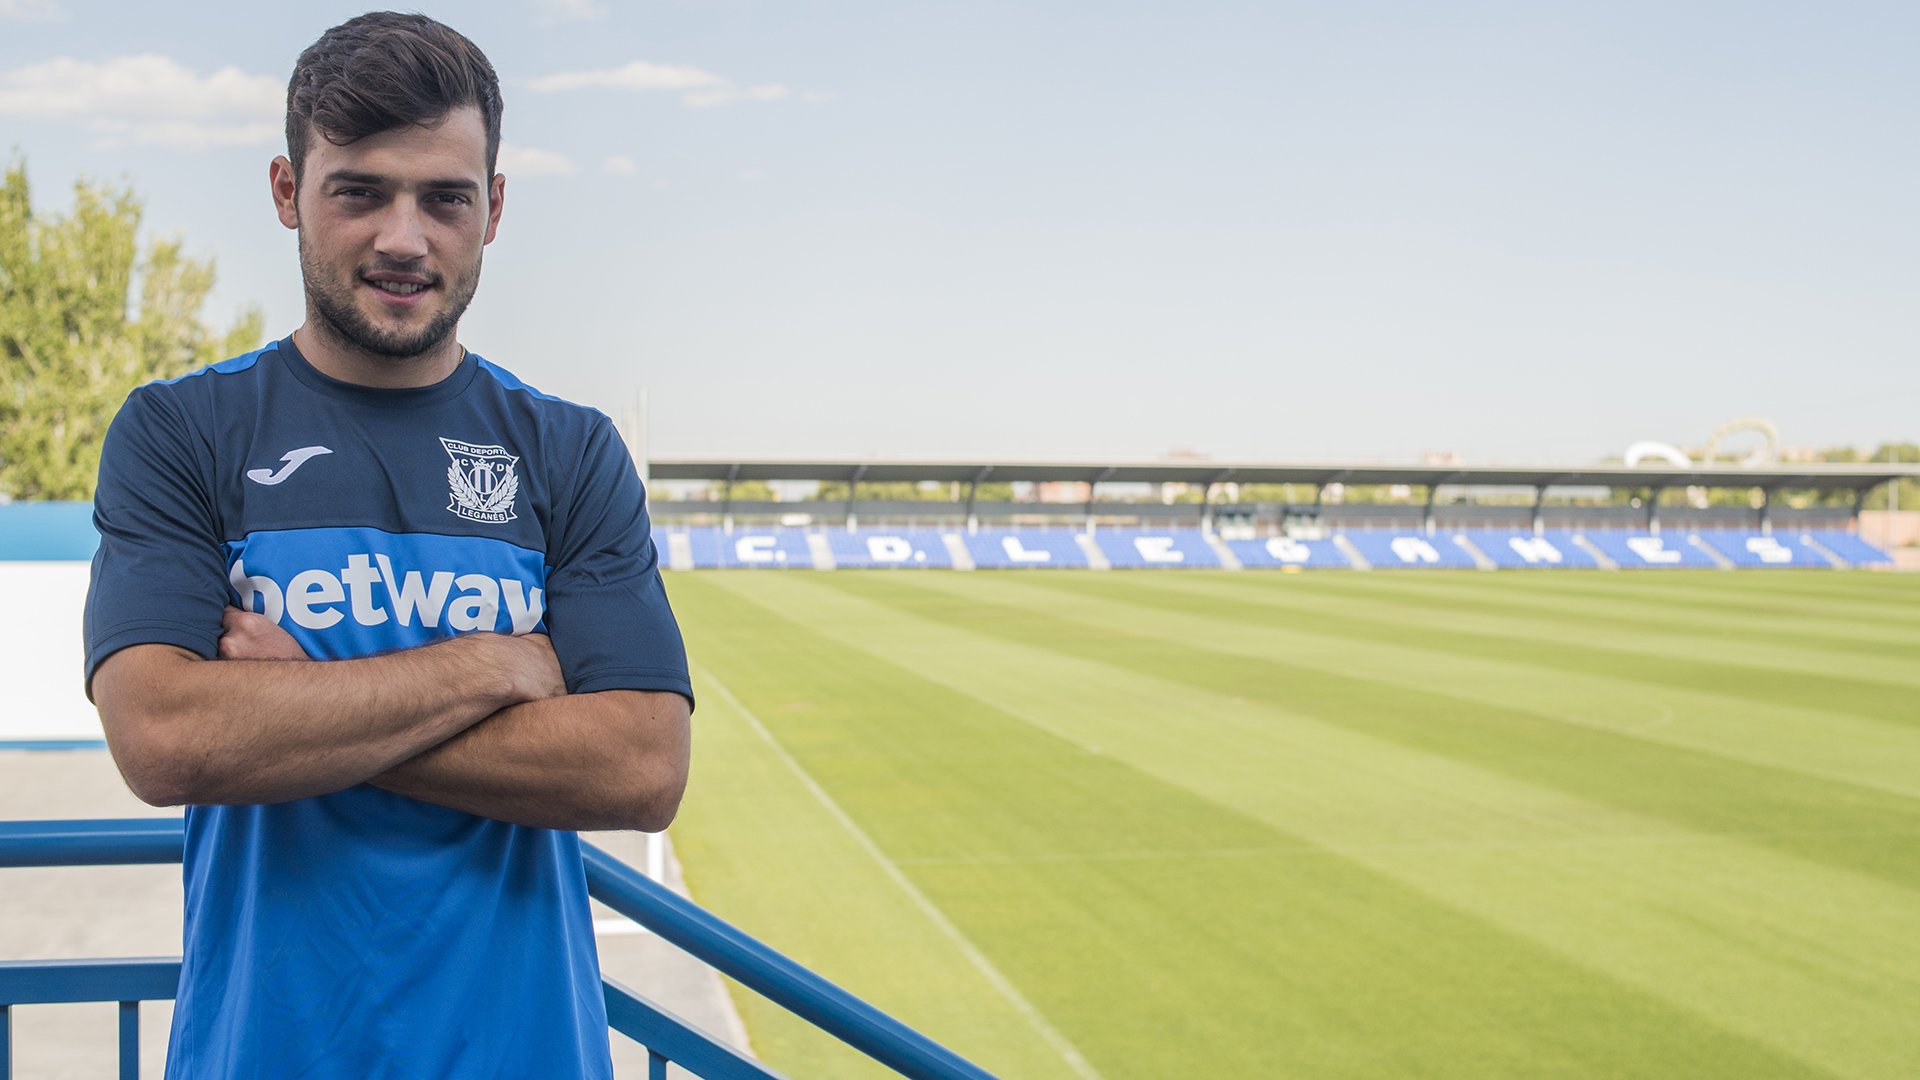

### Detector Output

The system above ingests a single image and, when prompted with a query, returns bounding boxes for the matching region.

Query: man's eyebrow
[320,170,481,193]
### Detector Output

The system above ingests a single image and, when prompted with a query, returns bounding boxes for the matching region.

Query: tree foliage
[0,161,262,500]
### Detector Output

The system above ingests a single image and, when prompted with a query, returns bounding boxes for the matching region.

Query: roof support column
[964,467,990,534]
[1759,486,1774,536]
[721,464,739,534]
[1085,467,1114,535]
[1646,486,1662,536]
[1531,485,1548,536]
[1202,469,1233,535]
[845,465,867,531]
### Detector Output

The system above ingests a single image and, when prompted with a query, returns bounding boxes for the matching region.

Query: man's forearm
[93,635,555,807]
[372,690,691,832]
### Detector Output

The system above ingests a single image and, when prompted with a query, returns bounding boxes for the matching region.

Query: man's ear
[270,156,299,230]
[484,172,505,245]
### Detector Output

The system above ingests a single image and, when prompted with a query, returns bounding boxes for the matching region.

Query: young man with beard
[83,13,693,1078]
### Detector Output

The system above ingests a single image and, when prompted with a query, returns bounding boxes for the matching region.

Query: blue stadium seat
[1578,530,1719,568]
[1805,530,1895,567]
[1340,531,1477,569]
[682,526,815,569]
[1226,536,1350,569]
[962,529,1091,569]
[1090,529,1222,569]
[1694,531,1830,568]
[1458,530,1599,569]
[827,529,954,568]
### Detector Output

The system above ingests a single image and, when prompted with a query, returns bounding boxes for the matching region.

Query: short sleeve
[84,385,229,697]
[543,416,693,708]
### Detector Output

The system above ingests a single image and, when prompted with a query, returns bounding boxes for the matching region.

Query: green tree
[0,161,263,500]
[1862,443,1919,512]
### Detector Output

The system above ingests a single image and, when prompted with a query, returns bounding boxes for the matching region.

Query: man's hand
[498,632,568,703]
[220,606,309,661]
[216,605,567,705]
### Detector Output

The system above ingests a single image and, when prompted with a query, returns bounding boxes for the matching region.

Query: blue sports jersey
[83,337,692,1079]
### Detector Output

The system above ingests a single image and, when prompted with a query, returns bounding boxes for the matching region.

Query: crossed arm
[91,609,691,832]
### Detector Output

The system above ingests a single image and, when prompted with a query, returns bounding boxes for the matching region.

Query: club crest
[440,437,521,524]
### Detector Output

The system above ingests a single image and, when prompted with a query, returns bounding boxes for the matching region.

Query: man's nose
[373,199,430,262]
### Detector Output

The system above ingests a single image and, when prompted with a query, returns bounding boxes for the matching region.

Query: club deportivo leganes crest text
[441,437,520,524]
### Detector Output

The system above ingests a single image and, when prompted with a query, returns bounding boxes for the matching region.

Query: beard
[299,231,482,361]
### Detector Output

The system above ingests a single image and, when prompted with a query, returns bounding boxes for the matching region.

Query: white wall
[0,563,106,741]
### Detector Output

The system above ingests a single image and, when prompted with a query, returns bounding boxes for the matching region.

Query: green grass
[662,570,1920,1079]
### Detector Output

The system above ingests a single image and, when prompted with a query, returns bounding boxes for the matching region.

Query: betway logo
[229,553,545,633]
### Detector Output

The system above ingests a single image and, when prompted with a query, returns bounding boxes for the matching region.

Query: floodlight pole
[634,387,650,491]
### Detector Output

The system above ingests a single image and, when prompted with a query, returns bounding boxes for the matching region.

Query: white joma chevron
[246,446,333,485]
[229,554,544,633]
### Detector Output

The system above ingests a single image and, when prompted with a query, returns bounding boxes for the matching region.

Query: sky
[2,0,1915,465]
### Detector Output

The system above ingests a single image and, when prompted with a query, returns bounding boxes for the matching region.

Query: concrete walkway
[0,748,754,1079]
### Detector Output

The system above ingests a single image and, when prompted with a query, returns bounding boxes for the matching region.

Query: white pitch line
[694,662,1106,1080]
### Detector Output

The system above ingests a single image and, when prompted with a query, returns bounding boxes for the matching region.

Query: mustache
[359,261,442,284]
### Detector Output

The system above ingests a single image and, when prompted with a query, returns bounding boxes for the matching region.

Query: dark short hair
[286,12,503,178]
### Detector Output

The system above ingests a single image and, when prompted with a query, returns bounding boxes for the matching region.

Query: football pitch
[659,570,1920,1080]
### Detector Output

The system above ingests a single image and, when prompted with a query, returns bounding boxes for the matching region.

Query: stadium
[4,4,1917,1078]
[4,445,1917,1078]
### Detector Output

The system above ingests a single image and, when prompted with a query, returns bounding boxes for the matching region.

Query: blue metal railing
[0,818,997,1080]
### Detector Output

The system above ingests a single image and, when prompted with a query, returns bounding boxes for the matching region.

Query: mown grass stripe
[677,574,1846,1079]
[1137,571,1920,689]
[843,572,1920,890]
[1410,569,1920,630]
[712,572,1920,1078]
[1027,572,1920,727]
[670,649,1105,1077]
[695,661,1106,1080]
[923,573,1920,805]
[1258,570,1920,661]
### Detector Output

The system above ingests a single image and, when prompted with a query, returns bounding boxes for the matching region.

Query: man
[83,13,692,1078]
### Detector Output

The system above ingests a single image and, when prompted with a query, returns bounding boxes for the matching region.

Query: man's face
[274,106,505,361]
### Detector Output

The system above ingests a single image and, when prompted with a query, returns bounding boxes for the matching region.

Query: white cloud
[0,54,280,149]
[497,142,576,176]
[535,0,607,21]
[528,60,724,95]
[683,84,790,109]
[602,155,638,176]
[0,0,66,22]
[529,59,804,109]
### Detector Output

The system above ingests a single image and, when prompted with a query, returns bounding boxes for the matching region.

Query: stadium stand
[1226,536,1351,569]
[1340,531,1479,569]
[826,528,954,568]
[1091,529,1223,569]
[1459,530,1601,569]
[682,526,815,569]
[1579,530,1721,569]
[1806,530,1895,567]
[961,529,1092,569]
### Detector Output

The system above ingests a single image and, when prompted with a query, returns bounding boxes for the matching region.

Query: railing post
[119,1001,139,1080]
[648,1048,668,1080]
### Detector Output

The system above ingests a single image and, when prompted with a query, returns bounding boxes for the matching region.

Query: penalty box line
[692,662,1106,1080]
